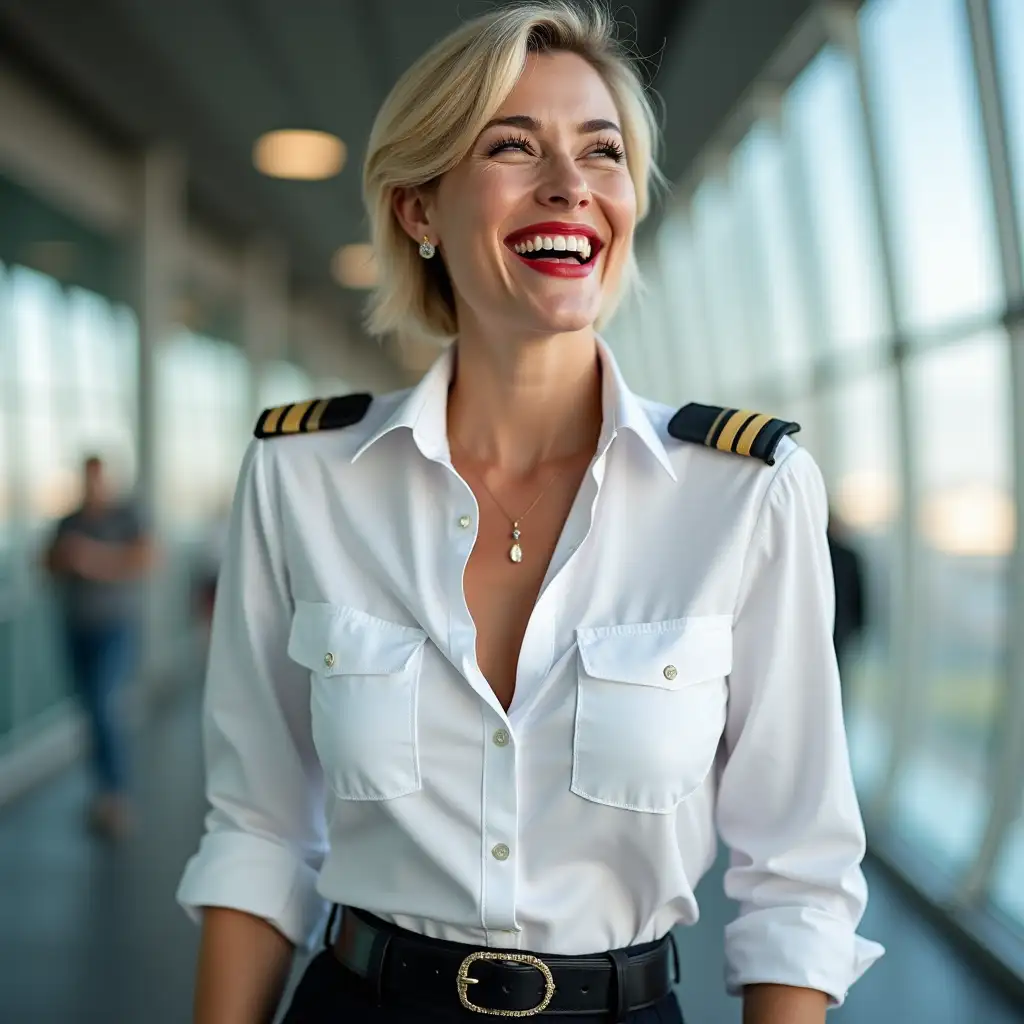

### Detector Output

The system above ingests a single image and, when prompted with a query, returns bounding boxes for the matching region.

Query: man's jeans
[66,621,138,794]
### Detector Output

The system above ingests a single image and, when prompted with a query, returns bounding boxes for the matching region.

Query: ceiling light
[332,244,378,289]
[254,130,346,180]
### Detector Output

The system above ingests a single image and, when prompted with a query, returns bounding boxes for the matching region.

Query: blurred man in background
[44,455,158,839]
[828,509,867,716]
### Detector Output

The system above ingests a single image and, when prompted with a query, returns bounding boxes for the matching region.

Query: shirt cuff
[176,829,329,951]
[724,905,885,1007]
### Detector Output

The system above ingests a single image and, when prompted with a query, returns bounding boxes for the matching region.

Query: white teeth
[511,233,597,258]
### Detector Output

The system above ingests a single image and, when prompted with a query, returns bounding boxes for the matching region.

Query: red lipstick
[503,221,603,279]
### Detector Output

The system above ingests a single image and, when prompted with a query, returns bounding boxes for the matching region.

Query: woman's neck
[446,327,604,474]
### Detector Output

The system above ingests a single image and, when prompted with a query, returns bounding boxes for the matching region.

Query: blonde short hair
[363,1,662,343]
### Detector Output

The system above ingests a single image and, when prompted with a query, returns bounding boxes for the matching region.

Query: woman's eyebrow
[481,115,623,135]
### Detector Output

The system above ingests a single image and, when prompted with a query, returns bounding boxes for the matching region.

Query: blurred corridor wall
[0,55,400,803]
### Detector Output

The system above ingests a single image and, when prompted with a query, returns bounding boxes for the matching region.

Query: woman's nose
[537,157,591,209]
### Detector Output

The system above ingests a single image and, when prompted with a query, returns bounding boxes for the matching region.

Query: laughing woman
[177,3,883,1022]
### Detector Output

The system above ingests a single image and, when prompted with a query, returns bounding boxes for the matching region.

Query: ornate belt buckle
[456,950,556,1016]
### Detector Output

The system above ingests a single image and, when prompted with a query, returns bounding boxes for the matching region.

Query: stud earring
[419,236,436,259]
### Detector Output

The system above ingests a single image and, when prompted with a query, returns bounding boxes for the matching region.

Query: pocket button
[324,652,335,668]
[491,843,510,861]
[663,664,677,680]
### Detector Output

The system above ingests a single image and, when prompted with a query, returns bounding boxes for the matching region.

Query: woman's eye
[590,140,625,162]
[487,135,533,156]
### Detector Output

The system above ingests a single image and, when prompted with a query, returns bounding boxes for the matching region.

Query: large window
[0,265,142,743]
[690,177,752,399]
[655,212,720,401]
[862,0,1003,333]
[156,332,251,536]
[892,335,1011,872]
[642,0,1024,976]
[829,371,901,801]
[786,47,889,353]
[731,124,812,390]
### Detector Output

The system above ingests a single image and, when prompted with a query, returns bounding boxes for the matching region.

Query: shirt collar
[353,338,677,481]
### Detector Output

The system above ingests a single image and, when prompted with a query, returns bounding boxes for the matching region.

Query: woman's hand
[743,984,828,1024]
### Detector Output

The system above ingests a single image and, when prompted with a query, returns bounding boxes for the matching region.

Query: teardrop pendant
[509,521,523,563]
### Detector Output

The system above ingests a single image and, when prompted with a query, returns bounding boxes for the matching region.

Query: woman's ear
[392,186,436,246]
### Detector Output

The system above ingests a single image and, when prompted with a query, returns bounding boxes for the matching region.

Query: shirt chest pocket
[572,616,732,813]
[288,601,427,801]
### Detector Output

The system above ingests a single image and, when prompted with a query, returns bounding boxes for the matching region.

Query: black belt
[330,906,678,1019]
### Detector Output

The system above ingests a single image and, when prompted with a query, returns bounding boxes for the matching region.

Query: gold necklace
[453,445,563,564]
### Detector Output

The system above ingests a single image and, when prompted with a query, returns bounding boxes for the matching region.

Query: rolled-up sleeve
[717,445,884,1006]
[176,440,329,950]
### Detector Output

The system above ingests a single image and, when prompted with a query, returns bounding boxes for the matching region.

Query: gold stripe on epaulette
[306,398,330,432]
[704,407,731,446]
[281,399,313,434]
[262,404,286,434]
[736,413,773,456]
[717,409,755,453]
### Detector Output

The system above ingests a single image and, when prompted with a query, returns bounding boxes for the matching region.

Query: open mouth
[503,223,604,273]
[508,234,599,266]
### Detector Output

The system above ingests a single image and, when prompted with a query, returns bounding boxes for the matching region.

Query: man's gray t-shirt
[54,503,146,627]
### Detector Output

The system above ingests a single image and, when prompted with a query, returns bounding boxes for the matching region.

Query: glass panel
[992,0,1024,258]
[828,371,901,800]
[892,333,1012,873]
[731,124,812,386]
[861,0,1003,331]
[157,333,251,534]
[10,268,78,526]
[785,47,889,352]
[656,212,718,400]
[690,177,751,399]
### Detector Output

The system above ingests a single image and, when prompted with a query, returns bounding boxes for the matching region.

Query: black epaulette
[667,403,800,466]
[254,393,373,439]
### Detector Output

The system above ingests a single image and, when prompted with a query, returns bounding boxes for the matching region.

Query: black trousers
[281,949,686,1023]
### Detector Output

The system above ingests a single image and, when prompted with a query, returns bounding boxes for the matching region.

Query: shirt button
[663,664,677,680]
[458,515,472,529]
[491,843,510,861]
[492,728,510,747]
[324,652,335,669]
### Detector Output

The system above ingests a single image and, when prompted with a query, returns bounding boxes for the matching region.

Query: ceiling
[0,0,695,348]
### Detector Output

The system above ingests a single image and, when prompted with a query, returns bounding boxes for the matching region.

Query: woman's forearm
[193,907,295,1024]
[743,984,828,1024]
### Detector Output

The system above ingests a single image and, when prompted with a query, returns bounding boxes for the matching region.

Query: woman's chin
[518,294,602,335]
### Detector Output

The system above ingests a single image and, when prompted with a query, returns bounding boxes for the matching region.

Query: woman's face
[423,50,637,338]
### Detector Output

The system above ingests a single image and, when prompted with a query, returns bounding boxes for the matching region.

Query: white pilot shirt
[176,341,883,1005]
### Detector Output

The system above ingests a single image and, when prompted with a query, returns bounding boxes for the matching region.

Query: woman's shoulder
[640,394,819,506]
[251,386,414,452]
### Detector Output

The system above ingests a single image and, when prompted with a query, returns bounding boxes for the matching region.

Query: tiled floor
[1,682,1021,1023]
